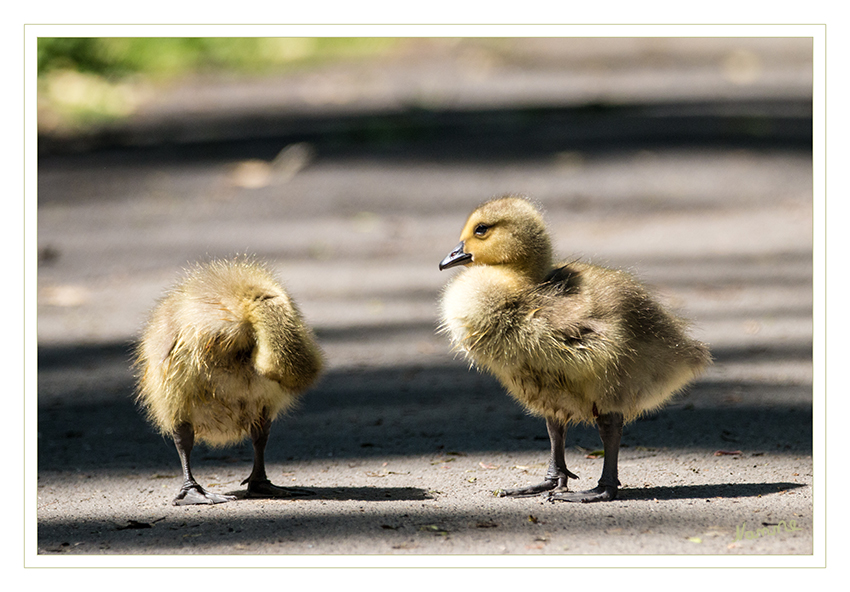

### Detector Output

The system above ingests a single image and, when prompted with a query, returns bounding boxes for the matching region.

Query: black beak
[439,241,473,270]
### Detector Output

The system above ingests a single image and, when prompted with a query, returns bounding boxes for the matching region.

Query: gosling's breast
[440,267,534,364]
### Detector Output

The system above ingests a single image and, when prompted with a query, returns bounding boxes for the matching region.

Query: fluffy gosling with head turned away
[439,195,711,502]
[136,258,323,505]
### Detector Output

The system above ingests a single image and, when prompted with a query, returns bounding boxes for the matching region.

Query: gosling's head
[439,195,553,281]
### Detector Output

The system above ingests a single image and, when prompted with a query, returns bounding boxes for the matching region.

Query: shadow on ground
[35,480,805,554]
[228,486,434,502]
[37,98,813,167]
[37,336,813,477]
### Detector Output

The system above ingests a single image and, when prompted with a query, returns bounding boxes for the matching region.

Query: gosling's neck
[468,260,551,298]
[488,247,553,287]
[498,229,553,286]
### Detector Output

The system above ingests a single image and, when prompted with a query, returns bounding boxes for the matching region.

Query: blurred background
[36,35,813,373]
[35,36,814,554]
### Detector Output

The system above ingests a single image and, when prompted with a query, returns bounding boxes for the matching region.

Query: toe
[547,485,618,503]
[173,486,235,506]
[497,479,559,498]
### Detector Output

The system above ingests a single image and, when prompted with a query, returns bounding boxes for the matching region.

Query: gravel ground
[30,37,817,569]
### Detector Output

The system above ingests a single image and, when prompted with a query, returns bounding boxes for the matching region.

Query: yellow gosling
[439,195,711,502]
[135,258,323,505]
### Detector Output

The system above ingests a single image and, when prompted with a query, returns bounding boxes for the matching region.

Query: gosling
[135,258,323,505]
[439,196,711,502]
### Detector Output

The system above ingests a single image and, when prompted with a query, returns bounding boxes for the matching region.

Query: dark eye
[474,223,489,237]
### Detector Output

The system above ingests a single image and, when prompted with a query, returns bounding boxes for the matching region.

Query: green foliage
[37,37,399,79]
[36,37,400,132]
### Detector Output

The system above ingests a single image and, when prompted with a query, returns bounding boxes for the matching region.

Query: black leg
[497,417,579,497]
[171,422,235,505]
[548,412,623,503]
[242,415,314,498]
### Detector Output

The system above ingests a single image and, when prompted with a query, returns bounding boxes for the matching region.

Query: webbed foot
[496,467,579,498]
[546,484,618,503]
[173,482,236,506]
[497,479,559,498]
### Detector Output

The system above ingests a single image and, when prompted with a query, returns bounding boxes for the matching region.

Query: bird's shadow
[224,482,803,503]
[614,481,805,501]
[225,486,434,502]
